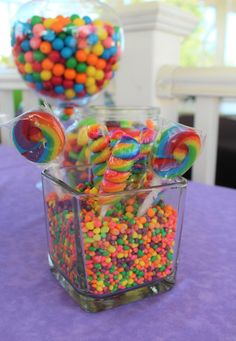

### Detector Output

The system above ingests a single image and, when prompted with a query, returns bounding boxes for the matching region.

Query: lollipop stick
[137,175,162,216]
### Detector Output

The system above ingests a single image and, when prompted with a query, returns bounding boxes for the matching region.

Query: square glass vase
[42,166,187,312]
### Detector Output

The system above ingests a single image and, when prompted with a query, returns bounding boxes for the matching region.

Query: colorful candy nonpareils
[151,125,201,178]
[12,110,65,163]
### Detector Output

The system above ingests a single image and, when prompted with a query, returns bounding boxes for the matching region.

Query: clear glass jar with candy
[42,164,187,312]
[63,106,160,172]
[11,0,123,121]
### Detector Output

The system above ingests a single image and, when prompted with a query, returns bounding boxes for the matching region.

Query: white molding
[0,68,27,90]
[156,65,236,98]
[117,2,198,36]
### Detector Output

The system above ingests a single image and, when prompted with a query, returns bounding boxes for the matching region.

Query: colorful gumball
[11,8,123,118]
[151,125,202,178]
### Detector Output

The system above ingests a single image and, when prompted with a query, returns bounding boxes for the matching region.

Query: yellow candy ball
[40,70,52,81]
[95,70,104,81]
[85,77,96,87]
[92,43,104,56]
[73,18,85,26]
[86,66,96,77]
[24,63,33,73]
[87,85,98,95]
[93,19,103,26]
[97,27,108,40]
[43,18,54,29]
[65,89,76,99]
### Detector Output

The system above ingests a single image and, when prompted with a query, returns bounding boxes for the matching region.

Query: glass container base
[48,254,177,313]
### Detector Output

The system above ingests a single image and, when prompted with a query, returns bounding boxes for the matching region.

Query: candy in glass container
[42,164,187,312]
[11,0,123,121]
[63,106,160,177]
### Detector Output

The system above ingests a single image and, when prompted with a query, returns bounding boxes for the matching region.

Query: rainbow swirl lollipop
[87,124,111,186]
[100,135,140,193]
[151,125,201,178]
[12,110,65,163]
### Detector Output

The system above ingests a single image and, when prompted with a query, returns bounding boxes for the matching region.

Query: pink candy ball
[105,71,113,80]
[32,23,45,37]
[103,37,113,49]
[24,51,34,63]
[30,37,41,49]
[78,39,88,49]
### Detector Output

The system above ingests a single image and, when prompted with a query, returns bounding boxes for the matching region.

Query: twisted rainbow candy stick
[87,124,111,187]
[151,125,201,178]
[12,110,65,163]
[132,127,157,175]
[100,135,140,193]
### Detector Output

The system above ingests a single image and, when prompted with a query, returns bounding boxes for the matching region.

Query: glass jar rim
[86,106,160,121]
[42,165,187,199]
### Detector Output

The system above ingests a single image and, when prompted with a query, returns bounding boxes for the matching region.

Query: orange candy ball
[41,58,54,70]
[51,21,64,33]
[96,59,106,70]
[87,54,98,66]
[75,73,87,83]
[76,50,87,62]
[64,69,77,80]
[52,63,65,76]
[40,41,52,54]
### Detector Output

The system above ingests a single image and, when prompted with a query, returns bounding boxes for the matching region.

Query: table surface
[0,145,236,341]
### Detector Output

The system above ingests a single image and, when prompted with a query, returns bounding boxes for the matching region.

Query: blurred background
[0,0,236,188]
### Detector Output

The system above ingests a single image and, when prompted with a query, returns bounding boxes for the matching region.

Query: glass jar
[42,165,187,312]
[63,106,160,168]
[11,0,123,120]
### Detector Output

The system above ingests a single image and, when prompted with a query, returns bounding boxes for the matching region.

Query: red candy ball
[63,80,74,89]
[51,76,63,85]
[48,50,61,63]
[32,61,42,72]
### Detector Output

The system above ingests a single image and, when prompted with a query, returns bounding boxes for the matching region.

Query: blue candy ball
[101,50,111,60]
[23,23,32,35]
[61,47,73,59]
[88,34,99,46]
[74,84,84,93]
[43,30,56,42]
[109,46,117,56]
[65,36,77,48]
[52,38,64,51]
[83,16,92,24]
[24,74,34,82]
[55,85,65,94]
[35,82,43,91]
[21,40,31,52]
[112,32,120,42]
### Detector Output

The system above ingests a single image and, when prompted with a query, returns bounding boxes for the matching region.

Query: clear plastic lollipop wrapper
[151,119,205,179]
[138,119,206,215]
[0,104,65,166]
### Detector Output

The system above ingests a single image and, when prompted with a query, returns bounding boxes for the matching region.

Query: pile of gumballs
[12,14,122,113]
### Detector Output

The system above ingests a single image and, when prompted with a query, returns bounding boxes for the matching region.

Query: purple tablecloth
[0,145,236,341]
